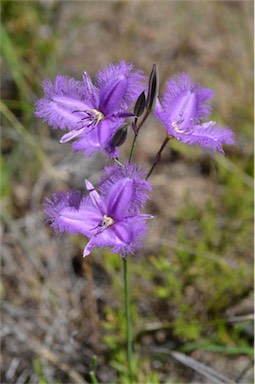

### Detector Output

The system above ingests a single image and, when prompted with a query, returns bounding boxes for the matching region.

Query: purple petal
[83,71,99,106]
[44,191,101,236]
[177,122,236,153]
[83,237,97,257]
[106,178,135,219]
[99,76,128,115]
[162,73,214,122]
[96,61,146,113]
[60,127,86,143]
[85,180,106,214]
[35,75,95,131]
[99,162,152,212]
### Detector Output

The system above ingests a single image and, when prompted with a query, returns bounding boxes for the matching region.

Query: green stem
[128,132,138,163]
[136,109,151,132]
[129,110,151,163]
[123,256,132,380]
[89,355,98,384]
[89,370,98,384]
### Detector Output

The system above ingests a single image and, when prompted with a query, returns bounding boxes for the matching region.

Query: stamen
[172,121,185,133]
[73,108,105,132]
[90,214,115,233]
[99,215,115,232]
[172,116,194,134]
[90,109,105,124]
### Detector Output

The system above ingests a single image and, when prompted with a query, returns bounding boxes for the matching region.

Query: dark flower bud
[134,91,146,117]
[111,124,129,147]
[146,64,159,112]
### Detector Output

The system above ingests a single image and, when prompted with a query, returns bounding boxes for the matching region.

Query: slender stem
[129,109,151,163]
[89,355,98,384]
[146,136,171,179]
[136,109,151,132]
[123,256,132,380]
[129,131,138,163]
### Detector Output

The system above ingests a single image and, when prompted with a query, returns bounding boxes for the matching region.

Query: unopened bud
[146,64,159,111]
[134,91,146,117]
[111,124,129,147]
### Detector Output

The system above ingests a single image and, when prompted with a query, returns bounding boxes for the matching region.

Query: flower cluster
[36,61,235,257]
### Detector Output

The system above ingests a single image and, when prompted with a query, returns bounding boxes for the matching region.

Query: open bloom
[35,61,145,157]
[44,164,153,257]
[154,73,235,153]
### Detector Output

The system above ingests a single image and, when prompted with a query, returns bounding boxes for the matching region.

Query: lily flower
[35,61,146,157]
[44,164,153,257]
[154,73,235,153]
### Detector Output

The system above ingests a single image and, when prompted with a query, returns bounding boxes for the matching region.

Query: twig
[154,348,234,384]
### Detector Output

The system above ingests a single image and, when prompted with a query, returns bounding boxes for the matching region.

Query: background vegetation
[1,1,253,383]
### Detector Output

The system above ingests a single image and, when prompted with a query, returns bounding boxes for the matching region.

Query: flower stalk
[129,109,151,163]
[146,136,171,179]
[89,355,98,384]
[123,256,133,380]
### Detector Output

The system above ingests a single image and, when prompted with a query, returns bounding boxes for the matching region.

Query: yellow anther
[101,215,115,230]
[90,109,105,124]
[172,121,184,133]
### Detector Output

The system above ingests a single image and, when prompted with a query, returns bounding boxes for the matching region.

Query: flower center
[172,120,184,133]
[99,214,115,232]
[82,109,104,127]
[172,117,194,135]
[74,108,105,130]
[86,109,105,126]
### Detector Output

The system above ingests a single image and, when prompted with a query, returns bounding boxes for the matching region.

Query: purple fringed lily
[154,73,235,153]
[44,164,153,257]
[35,61,146,157]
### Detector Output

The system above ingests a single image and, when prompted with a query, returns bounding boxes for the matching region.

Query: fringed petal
[99,162,152,213]
[44,191,101,236]
[35,75,92,130]
[162,72,214,121]
[96,61,146,113]
[177,122,236,153]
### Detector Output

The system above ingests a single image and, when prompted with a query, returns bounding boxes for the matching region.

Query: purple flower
[35,61,146,157]
[154,73,235,153]
[44,164,153,257]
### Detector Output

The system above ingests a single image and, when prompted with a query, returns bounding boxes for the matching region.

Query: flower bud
[146,64,159,112]
[111,124,129,147]
[134,91,146,117]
